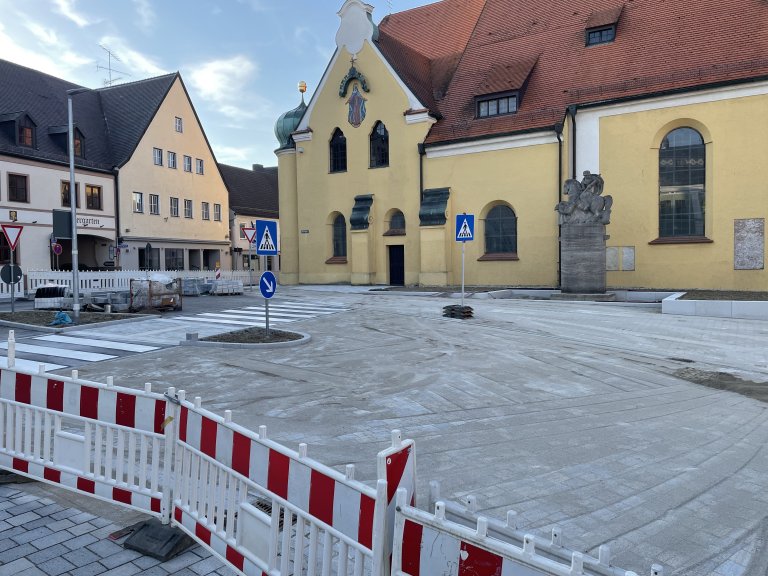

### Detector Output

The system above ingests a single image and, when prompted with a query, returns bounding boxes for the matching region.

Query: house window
[330,128,347,173]
[153,148,163,166]
[183,155,192,172]
[477,94,518,118]
[659,127,705,238]
[149,194,160,215]
[195,158,204,175]
[369,121,389,168]
[175,117,183,133]
[139,247,160,270]
[484,204,517,254]
[214,203,221,221]
[85,185,102,210]
[586,25,616,46]
[385,210,405,236]
[168,151,177,169]
[332,214,347,257]
[184,199,193,218]
[170,197,179,217]
[239,223,247,238]
[133,191,144,213]
[8,174,28,203]
[0,235,12,265]
[202,202,210,220]
[165,248,184,270]
[61,181,80,208]
[73,132,84,158]
[18,116,35,148]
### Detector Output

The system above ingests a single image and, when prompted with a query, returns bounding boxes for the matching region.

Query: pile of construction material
[129,275,182,311]
[442,304,473,319]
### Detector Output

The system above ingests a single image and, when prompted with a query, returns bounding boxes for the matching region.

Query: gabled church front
[276,0,768,291]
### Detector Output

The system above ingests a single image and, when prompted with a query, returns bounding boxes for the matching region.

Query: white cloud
[98,36,166,78]
[132,0,155,32]
[187,56,272,121]
[52,0,94,27]
[236,0,266,12]
[0,19,92,82]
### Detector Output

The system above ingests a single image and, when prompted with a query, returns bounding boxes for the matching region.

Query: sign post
[455,214,474,307]
[2,225,23,313]
[242,227,257,291]
[259,270,277,337]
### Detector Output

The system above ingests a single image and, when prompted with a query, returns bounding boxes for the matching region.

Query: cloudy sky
[0,0,437,168]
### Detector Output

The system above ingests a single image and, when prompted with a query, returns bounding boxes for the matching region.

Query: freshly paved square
[2,287,767,575]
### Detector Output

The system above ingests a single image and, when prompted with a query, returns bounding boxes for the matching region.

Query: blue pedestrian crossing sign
[455,214,475,242]
[260,271,277,299]
[255,220,278,255]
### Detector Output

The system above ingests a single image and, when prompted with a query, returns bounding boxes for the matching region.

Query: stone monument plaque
[556,171,612,293]
[734,218,764,270]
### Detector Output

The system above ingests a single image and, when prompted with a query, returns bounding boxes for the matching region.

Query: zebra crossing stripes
[0,335,161,372]
[182,301,349,327]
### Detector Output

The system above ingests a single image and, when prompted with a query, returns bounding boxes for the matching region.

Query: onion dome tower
[274,81,308,149]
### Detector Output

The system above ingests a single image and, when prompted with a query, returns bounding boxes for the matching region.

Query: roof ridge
[0,58,83,90]
[95,72,177,92]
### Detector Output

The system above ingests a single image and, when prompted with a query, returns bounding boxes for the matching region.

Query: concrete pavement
[2,286,768,575]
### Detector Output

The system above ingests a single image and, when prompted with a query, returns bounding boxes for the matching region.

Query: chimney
[253,164,264,171]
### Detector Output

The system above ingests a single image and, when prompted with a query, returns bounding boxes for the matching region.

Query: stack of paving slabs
[443,304,473,319]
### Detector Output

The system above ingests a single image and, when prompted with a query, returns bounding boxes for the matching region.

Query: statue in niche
[555,171,612,225]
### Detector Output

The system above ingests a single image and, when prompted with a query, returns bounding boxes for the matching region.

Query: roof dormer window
[477,92,518,119]
[17,115,36,148]
[586,24,616,46]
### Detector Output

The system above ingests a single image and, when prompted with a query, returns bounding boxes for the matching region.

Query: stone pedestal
[560,223,606,293]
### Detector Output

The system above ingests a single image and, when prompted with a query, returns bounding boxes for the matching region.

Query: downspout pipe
[554,122,564,288]
[567,105,577,179]
[417,143,426,202]
[113,168,121,267]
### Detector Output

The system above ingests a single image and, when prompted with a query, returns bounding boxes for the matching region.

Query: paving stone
[68,522,99,536]
[34,503,66,518]
[10,526,53,545]
[167,568,199,576]
[50,508,80,521]
[15,568,48,576]
[37,556,77,576]
[27,542,69,564]
[6,500,44,515]
[68,511,98,524]
[86,538,123,557]
[69,563,109,576]
[23,516,56,530]
[189,555,224,575]
[0,557,34,576]
[63,546,102,567]
[6,510,41,526]
[0,510,11,521]
[1,542,38,563]
[89,524,122,539]
[46,517,76,532]
[131,566,169,576]
[0,525,28,540]
[99,563,142,576]
[0,537,18,552]
[90,517,113,528]
[0,519,10,532]
[0,486,21,498]
[31,528,73,549]
[63,532,99,551]
[99,548,144,569]
[158,550,200,572]
[131,554,161,569]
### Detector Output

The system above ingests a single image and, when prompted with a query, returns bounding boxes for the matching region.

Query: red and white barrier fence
[0,349,648,576]
[0,366,172,519]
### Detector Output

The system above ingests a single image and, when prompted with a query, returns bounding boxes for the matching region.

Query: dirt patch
[201,327,302,344]
[674,367,768,403]
[0,310,146,326]
[680,290,768,301]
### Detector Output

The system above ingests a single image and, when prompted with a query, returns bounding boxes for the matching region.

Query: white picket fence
[0,269,264,300]
[0,333,655,576]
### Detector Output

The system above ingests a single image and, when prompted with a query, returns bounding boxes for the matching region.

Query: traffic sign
[259,271,277,299]
[255,220,278,256]
[52,243,63,256]
[1,224,23,250]
[455,214,475,242]
[242,227,257,244]
[0,264,22,284]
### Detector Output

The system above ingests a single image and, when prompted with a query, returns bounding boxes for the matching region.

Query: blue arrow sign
[255,220,278,256]
[260,271,277,299]
[455,214,475,242]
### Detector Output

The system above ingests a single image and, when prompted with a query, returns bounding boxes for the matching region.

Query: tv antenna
[97,44,131,86]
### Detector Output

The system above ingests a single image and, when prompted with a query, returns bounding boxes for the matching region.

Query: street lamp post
[67,88,89,322]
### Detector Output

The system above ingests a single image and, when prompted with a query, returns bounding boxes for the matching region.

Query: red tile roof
[375,0,768,145]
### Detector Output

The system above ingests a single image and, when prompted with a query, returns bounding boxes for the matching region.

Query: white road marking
[35,335,159,353]
[0,342,116,362]
[0,357,66,372]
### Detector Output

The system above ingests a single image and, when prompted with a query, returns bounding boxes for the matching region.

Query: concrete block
[732,301,768,320]
[695,300,732,318]
[662,293,695,316]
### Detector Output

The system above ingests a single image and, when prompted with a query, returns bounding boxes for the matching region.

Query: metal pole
[67,91,81,322]
[461,240,465,308]
[9,246,15,314]
[265,299,270,338]
[248,243,253,290]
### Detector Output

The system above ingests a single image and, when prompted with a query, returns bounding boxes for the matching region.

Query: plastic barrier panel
[392,490,641,576]
[0,367,172,518]
[169,391,397,576]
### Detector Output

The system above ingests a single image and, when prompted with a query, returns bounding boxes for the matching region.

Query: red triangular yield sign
[242,227,256,244]
[1,224,23,250]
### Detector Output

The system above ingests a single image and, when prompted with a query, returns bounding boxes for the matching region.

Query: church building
[275,0,768,290]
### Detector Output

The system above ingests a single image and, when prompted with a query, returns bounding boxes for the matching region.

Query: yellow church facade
[276,0,768,291]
